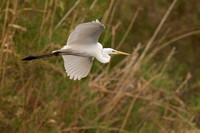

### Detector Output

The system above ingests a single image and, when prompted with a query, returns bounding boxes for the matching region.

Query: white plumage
[56,19,129,80]
[59,19,104,80]
[62,55,93,80]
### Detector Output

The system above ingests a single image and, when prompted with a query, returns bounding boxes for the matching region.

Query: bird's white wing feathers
[67,19,105,45]
[62,55,93,80]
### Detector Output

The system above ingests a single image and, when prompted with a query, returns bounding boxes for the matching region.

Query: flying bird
[23,19,129,80]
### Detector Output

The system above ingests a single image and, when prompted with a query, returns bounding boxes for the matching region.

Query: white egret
[23,19,129,80]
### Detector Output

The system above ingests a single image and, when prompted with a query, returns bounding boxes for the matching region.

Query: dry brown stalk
[89,0,98,10]
[102,0,120,46]
[21,8,46,13]
[149,28,171,50]
[176,73,192,92]
[102,0,115,24]
[111,21,121,48]
[1,0,19,90]
[0,0,6,17]
[98,88,151,101]
[38,0,48,47]
[148,30,200,59]
[117,7,142,49]
[55,0,81,30]
[63,125,131,133]
[0,0,9,69]
[48,0,58,40]
[137,0,177,64]
[153,102,195,128]
[120,95,138,132]
[160,47,176,74]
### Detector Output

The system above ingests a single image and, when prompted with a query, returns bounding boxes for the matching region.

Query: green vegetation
[0,0,200,132]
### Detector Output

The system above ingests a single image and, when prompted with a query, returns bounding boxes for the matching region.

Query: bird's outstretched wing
[67,19,105,45]
[62,55,93,80]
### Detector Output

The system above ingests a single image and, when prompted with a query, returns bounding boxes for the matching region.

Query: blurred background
[0,0,200,132]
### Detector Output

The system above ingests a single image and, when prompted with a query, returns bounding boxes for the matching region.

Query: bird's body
[23,19,129,80]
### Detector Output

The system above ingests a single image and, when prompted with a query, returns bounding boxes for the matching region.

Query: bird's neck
[96,48,111,64]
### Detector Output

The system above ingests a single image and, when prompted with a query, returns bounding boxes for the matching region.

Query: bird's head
[104,48,130,55]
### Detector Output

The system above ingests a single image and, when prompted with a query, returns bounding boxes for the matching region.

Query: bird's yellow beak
[115,51,130,55]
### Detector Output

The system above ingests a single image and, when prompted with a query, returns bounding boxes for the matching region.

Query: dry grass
[0,0,200,132]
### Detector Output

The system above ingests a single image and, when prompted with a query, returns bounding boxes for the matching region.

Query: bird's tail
[22,52,59,61]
